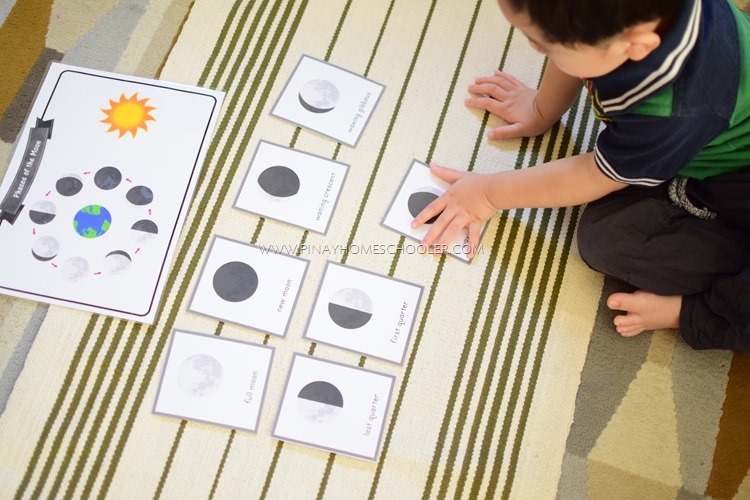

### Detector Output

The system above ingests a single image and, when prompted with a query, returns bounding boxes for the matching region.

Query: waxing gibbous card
[188,236,309,336]
[234,141,348,234]
[272,354,395,461]
[382,159,489,262]
[152,329,274,432]
[0,62,224,323]
[304,262,423,364]
[270,55,384,147]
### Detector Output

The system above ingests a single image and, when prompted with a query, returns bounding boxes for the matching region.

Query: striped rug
[1,1,748,498]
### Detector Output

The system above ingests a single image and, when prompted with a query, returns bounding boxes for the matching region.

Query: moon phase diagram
[297,381,344,424]
[298,79,340,114]
[177,354,225,398]
[257,165,301,199]
[407,187,444,225]
[212,261,259,302]
[27,165,158,281]
[328,288,374,330]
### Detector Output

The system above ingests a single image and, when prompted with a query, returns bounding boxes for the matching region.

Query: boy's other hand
[466,70,554,140]
[411,163,497,259]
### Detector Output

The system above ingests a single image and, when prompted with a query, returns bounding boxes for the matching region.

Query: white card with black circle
[188,236,309,337]
[304,262,423,364]
[153,329,274,432]
[271,55,384,147]
[272,354,395,461]
[234,141,348,234]
[382,159,488,262]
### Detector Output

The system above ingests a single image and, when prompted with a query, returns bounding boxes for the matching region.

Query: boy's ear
[619,21,662,61]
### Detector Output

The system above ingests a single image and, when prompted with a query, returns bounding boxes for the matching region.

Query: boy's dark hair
[507,0,685,45]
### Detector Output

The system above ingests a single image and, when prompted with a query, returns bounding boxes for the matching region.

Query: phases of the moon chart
[273,354,395,461]
[235,140,349,234]
[153,329,274,432]
[0,63,223,323]
[271,54,385,147]
[304,262,423,364]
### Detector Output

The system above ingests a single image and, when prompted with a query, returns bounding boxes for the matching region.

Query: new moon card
[0,63,224,323]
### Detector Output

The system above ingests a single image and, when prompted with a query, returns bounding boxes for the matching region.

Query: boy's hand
[466,70,555,140]
[411,163,498,259]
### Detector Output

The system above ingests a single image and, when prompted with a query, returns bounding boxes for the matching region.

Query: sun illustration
[101,93,156,138]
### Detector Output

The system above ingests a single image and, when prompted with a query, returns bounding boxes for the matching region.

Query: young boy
[412,0,750,350]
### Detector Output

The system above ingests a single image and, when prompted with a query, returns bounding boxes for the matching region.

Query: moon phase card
[234,141,348,234]
[152,329,274,432]
[382,159,489,262]
[188,236,309,337]
[303,262,423,364]
[270,55,384,147]
[0,63,224,323]
[272,354,395,461]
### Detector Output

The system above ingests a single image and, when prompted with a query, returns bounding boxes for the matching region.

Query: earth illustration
[73,205,112,238]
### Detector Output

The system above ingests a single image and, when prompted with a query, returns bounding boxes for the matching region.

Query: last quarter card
[153,329,274,432]
[382,159,489,262]
[270,55,384,147]
[272,354,395,461]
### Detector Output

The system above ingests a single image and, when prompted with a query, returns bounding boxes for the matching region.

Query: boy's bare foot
[606,290,681,337]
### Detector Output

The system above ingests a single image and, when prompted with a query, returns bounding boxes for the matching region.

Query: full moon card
[272,354,395,461]
[234,140,349,234]
[270,55,385,147]
[303,261,423,364]
[382,159,489,262]
[153,329,274,432]
[0,63,224,323]
[188,236,309,337]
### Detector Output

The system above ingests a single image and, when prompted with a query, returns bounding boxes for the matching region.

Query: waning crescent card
[0,63,224,324]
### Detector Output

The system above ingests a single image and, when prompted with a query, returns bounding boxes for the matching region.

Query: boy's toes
[607,292,634,312]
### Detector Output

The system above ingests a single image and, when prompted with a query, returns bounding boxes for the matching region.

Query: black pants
[576,169,750,351]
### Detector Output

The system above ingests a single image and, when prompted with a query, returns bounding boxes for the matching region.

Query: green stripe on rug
[128,0,301,493]
[14,314,101,498]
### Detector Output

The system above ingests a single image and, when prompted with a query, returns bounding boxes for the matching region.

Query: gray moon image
[61,256,89,281]
[177,354,224,398]
[130,219,158,243]
[408,187,443,224]
[94,166,122,190]
[212,261,259,302]
[104,250,132,275]
[298,79,340,113]
[297,381,344,424]
[31,236,60,261]
[126,185,154,206]
[28,200,57,224]
[56,175,83,197]
[328,288,374,329]
[257,166,300,198]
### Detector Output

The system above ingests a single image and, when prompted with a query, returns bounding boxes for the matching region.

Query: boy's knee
[576,204,612,273]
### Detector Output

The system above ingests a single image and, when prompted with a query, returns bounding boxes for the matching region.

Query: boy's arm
[413,152,626,256]
[466,61,584,139]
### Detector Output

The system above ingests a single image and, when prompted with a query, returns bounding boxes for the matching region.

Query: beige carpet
[1,1,748,498]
